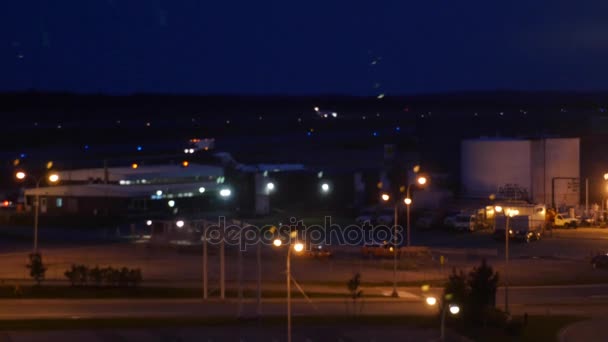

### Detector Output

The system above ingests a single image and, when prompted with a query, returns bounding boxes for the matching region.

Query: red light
[2,200,9,207]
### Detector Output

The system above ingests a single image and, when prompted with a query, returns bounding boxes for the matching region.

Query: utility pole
[220,217,225,300]
[257,233,262,317]
[237,219,243,318]
[202,220,208,300]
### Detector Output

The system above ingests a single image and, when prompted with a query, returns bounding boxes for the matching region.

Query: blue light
[20,153,26,158]
[307,132,312,136]
[395,126,400,131]
[84,145,89,150]
[372,132,378,137]
[137,146,142,151]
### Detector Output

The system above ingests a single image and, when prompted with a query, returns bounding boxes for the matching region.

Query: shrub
[128,268,143,288]
[118,267,130,287]
[63,265,143,288]
[64,265,79,286]
[26,253,47,286]
[89,266,104,287]
[64,264,89,287]
[443,259,501,328]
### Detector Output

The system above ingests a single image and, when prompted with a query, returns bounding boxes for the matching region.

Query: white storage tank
[461,139,532,199]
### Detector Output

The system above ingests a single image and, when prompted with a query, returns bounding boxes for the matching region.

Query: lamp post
[494,205,517,314]
[426,296,460,342]
[380,193,399,298]
[380,175,428,298]
[273,239,303,342]
[15,171,59,252]
[405,176,427,247]
[603,174,608,223]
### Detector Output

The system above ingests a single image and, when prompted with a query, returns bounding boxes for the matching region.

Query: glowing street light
[426,296,460,341]
[15,170,60,252]
[266,182,275,191]
[495,205,511,313]
[156,190,163,196]
[404,197,412,205]
[449,305,460,315]
[176,220,185,228]
[321,183,330,193]
[381,193,390,202]
[274,240,305,342]
[131,163,138,169]
[417,176,427,185]
[168,200,175,208]
[219,189,232,197]
[146,220,152,226]
[198,187,206,193]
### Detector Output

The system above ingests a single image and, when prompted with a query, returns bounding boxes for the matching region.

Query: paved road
[559,318,608,342]
[0,284,607,320]
[0,324,455,342]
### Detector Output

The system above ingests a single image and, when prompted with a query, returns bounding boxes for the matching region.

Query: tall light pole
[15,171,59,252]
[380,193,399,298]
[219,187,232,301]
[405,175,427,247]
[274,239,303,342]
[426,296,460,342]
[495,205,517,314]
[380,175,428,298]
[603,173,608,222]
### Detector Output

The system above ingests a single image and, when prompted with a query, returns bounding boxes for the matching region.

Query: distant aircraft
[313,107,338,119]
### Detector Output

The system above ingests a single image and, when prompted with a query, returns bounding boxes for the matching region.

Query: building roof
[24,181,223,198]
[56,164,223,183]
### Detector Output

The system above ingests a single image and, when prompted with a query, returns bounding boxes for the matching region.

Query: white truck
[493,204,546,242]
[444,213,476,232]
[554,213,579,229]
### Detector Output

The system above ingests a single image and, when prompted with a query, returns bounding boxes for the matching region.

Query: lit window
[56,198,63,208]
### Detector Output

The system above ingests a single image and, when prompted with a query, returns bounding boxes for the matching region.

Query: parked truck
[493,204,546,242]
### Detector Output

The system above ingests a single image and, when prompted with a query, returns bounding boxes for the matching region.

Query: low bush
[64,265,142,288]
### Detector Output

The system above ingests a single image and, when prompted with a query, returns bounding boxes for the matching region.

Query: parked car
[415,211,441,230]
[591,254,608,269]
[376,208,394,226]
[302,244,333,258]
[443,213,475,232]
[554,213,579,228]
[361,242,397,258]
[355,209,375,225]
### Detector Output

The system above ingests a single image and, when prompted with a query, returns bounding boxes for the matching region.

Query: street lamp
[273,239,304,342]
[495,205,517,314]
[379,175,429,298]
[321,182,330,193]
[381,192,399,298]
[426,296,460,341]
[405,176,428,247]
[603,174,608,221]
[15,171,60,252]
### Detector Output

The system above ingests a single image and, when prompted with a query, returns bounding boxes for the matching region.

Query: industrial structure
[461,137,580,209]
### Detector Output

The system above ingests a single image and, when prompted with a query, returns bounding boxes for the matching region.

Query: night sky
[2,1,608,95]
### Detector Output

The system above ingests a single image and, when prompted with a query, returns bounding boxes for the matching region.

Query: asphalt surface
[0,284,606,320]
[0,324,453,342]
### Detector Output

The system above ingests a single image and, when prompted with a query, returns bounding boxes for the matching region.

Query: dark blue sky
[2,1,608,95]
